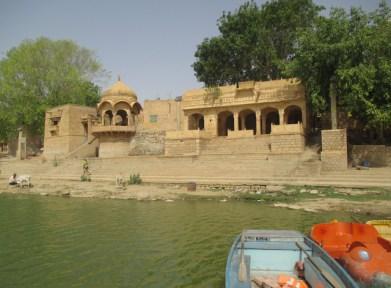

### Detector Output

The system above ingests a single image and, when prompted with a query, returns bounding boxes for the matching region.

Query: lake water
[0,193,364,288]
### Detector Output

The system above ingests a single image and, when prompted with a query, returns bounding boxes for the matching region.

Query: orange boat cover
[311,221,391,283]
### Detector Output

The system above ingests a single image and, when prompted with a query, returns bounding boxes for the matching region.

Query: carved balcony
[91,124,136,135]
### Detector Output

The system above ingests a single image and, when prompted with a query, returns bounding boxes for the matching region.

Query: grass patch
[233,185,391,203]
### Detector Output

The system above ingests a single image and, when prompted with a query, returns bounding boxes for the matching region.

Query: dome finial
[118,75,121,81]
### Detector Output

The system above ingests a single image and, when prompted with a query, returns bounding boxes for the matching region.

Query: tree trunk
[330,83,337,130]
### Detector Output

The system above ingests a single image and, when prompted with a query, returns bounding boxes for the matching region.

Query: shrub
[80,175,91,182]
[128,173,142,185]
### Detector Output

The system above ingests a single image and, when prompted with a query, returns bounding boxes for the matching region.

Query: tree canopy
[0,37,104,140]
[192,0,322,86]
[287,1,391,139]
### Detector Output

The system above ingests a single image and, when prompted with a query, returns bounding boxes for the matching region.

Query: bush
[53,156,59,167]
[80,175,91,182]
[128,173,142,185]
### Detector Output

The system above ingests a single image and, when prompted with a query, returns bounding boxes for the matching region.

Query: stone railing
[91,124,136,134]
[227,130,254,138]
[271,123,304,135]
[182,89,303,110]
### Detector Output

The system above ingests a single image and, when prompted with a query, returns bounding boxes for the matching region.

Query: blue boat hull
[225,230,358,288]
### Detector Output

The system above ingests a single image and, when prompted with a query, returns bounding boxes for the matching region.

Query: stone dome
[101,77,137,101]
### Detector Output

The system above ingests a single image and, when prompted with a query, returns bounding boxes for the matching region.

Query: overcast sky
[0,0,387,103]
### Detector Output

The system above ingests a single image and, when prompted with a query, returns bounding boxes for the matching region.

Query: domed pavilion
[91,77,143,158]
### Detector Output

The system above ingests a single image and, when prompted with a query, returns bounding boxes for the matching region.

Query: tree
[337,2,391,141]
[0,37,104,140]
[287,1,391,142]
[192,0,322,87]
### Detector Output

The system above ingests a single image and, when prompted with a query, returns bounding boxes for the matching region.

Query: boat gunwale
[225,229,359,288]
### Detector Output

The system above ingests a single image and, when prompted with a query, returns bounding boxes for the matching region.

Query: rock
[220,199,228,202]
[165,199,174,202]
[310,189,319,194]
[61,192,71,197]
[267,185,284,192]
[303,208,318,213]
[300,189,307,193]
[40,193,49,196]
[256,190,262,195]
[187,182,196,191]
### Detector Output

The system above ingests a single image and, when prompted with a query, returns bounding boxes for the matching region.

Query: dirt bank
[1,179,390,217]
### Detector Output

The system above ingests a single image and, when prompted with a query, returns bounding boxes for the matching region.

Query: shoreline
[1,178,390,217]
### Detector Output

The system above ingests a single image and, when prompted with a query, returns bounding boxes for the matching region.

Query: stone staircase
[294,146,321,177]
[1,153,391,188]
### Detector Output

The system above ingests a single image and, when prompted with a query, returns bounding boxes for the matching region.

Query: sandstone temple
[42,77,349,171]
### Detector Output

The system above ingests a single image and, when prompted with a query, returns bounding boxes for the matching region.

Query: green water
[0,194,361,288]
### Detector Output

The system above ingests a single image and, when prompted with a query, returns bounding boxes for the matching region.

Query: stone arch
[262,107,279,134]
[188,113,205,130]
[131,102,143,115]
[239,109,256,135]
[115,110,128,126]
[98,101,113,113]
[114,101,131,112]
[218,111,234,136]
[103,110,113,126]
[284,105,302,124]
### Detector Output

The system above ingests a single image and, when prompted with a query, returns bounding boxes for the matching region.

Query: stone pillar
[256,111,261,135]
[127,109,131,126]
[240,115,245,130]
[261,113,266,134]
[321,129,347,171]
[234,112,239,131]
[184,115,189,130]
[301,105,307,130]
[101,110,105,124]
[16,129,26,160]
[278,108,285,125]
[330,83,337,129]
[87,117,93,142]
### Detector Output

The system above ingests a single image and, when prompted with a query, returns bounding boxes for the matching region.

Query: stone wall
[270,133,305,153]
[321,129,347,171]
[141,99,183,132]
[201,136,270,155]
[129,131,165,155]
[164,136,271,156]
[165,138,200,156]
[44,105,96,159]
[98,135,130,158]
[351,145,391,167]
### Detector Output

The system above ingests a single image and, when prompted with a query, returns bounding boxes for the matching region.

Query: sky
[0,0,387,103]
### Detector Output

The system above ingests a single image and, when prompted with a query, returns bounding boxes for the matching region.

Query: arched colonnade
[98,101,142,127]
[187,104,303,136]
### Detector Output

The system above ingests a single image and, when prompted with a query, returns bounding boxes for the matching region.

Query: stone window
[149,115,158,123]
[51,117,60,126]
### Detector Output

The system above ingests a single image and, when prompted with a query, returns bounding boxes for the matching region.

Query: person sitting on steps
[8,173,17,185]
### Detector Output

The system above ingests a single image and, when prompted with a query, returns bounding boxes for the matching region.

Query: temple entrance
[218,111,234,136]
[262,108,279,134]
[188,113,205,130]
[239,109,256,135]
[284,105,302,124]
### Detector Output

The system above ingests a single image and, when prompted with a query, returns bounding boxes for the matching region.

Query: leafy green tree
[192,0,322,86]
[0,37,104,140]
[287,1,391,141]
[337,2,391,140]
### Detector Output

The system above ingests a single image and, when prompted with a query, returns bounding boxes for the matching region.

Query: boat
[366,219,391,241]
[225,230,358,288]
[311,221,391,285]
